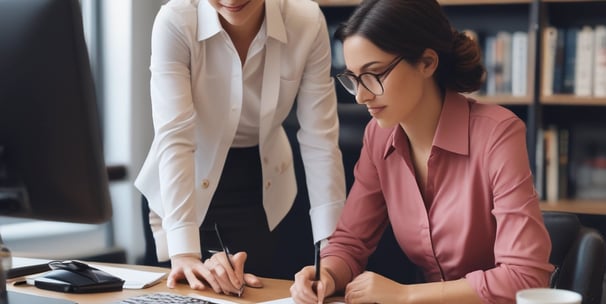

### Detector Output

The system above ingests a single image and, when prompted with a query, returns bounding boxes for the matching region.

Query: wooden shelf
[540,199,606,215]
[541,95,606,105]
[469,94,533,105]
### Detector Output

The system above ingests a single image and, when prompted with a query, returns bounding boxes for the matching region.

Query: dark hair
[335,0,485,93]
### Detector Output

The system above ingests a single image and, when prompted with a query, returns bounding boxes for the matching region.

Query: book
[511,31,528,96]
[541,26,559,96]
[544,125,559,202]
[552,28,566,94]
[574,26,595,97]
[594,25,606,97]
[484,35,497,96]
[562,27,579,94]
[495,31,512,94]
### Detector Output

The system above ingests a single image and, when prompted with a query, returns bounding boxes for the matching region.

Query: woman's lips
[367,106,385,115]
[222,2,248,12]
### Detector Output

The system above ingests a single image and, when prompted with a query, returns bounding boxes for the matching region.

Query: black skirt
[141,146,275,278]
[199,146,275,277]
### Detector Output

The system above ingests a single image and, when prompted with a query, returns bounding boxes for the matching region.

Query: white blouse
[135,0,346,261]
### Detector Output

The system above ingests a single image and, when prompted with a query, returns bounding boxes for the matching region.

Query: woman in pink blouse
[290,0,554,303]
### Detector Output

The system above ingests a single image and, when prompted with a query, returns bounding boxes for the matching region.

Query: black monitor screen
[0,0,112,224]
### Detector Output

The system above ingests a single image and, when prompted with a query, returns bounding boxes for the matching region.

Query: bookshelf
[318,0,606,215]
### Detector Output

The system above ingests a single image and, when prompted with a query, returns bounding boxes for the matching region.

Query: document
[87,263,166,289]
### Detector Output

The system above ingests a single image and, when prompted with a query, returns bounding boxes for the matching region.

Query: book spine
[512,31,528,96]
[574,26,595,97]
[562,27,579,94]
[541,26,558,96]
[594,25,606,97]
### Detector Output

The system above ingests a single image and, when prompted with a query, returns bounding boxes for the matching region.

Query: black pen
[314,241,321,281]
[214,223,244,297]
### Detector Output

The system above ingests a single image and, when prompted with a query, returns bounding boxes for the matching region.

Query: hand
[167,254,219,292]
[168,252,263,295]
[291,265,335,304]
[204,251,263,295]
[344,271,407,303]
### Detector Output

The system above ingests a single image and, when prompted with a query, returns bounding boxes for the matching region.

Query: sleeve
[465,118,554,303]
[322,122,390,279]
[149,6,201,259]
[294,7,346,243]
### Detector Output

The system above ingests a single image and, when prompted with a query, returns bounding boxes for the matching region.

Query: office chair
[542,211,606,304]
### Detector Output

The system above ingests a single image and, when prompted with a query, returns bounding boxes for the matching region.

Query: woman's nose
[355,85,375,104]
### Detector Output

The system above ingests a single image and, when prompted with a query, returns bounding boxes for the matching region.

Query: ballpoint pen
[214,223,244,297]
[314,241,321,282]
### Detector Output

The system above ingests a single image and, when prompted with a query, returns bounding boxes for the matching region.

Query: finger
[212,251,243,289]
[199,260,223,293]
[290,280,317,304]
[166,269,183,288]
[181,267,206,291]
[243,273,263,288]
[211,264,242,295]
[230,252,247,286]
[316,280,326,304]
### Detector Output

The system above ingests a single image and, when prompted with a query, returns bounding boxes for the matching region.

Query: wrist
[323,267,338,296]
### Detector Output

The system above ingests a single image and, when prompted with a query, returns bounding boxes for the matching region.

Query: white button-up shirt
[135,0,346,261]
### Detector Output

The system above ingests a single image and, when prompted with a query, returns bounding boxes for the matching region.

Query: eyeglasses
[336,56,403,96]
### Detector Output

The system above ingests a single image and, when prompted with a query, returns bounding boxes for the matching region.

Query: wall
[100,0,161,264]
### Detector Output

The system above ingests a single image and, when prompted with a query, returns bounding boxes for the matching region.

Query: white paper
[88,263,166,289]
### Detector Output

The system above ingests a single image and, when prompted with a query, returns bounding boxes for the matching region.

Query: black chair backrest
[542,211,606,304]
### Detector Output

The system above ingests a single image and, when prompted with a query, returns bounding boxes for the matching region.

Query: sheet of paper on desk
[87,263,167,289]
[259,298,344,304]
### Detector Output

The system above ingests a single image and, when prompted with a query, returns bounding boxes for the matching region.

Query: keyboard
[116,292,226,304]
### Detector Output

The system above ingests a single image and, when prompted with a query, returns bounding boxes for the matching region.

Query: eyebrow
[345,60,389,73]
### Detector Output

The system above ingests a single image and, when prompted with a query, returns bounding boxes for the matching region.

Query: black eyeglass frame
[336,56,403,96]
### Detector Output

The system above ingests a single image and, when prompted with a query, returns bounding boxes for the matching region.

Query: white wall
[101,0,161,264]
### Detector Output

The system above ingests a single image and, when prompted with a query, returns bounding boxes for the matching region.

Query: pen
[314,241,321,281]
[214,223,244,297]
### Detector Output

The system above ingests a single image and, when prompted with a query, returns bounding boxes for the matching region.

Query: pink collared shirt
[323,91,554,303]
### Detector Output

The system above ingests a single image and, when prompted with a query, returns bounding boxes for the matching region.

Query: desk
[6,263,292,304]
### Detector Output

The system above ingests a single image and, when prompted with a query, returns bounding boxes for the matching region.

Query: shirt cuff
[309,200,344,243]
[166,224,201,259]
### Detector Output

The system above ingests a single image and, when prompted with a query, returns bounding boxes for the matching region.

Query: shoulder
[156,0,198,25]
[275,0,324,26]
[468,98,525,130]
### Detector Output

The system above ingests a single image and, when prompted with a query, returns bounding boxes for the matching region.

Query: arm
[465,117,554,302]
[295,7,346,243]
[150,5,201,261]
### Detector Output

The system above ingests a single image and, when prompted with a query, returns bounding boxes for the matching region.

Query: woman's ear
[419,48,439,77]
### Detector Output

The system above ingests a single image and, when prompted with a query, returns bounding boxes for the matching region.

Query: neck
[400,84,444,152]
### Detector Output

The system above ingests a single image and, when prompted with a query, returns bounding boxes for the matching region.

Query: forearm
[407,279,482,304]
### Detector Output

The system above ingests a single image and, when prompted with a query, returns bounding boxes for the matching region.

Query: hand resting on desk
[168,252,262,296]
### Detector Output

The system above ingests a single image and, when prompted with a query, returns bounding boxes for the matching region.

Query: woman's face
[208,0,265,28]
[342,35,430,128]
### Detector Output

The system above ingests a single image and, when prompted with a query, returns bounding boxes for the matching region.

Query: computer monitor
[0,0,112,224]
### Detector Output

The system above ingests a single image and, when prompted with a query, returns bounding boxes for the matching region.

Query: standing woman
[291,0,553,303]
[135,0,346,296]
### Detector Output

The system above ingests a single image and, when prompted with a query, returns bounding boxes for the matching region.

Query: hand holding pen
[214,223,245,297]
